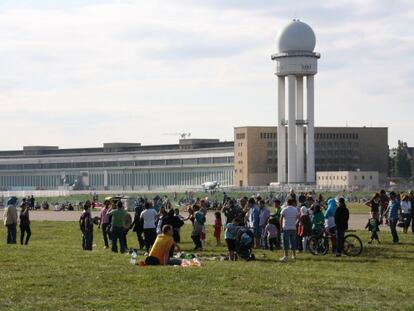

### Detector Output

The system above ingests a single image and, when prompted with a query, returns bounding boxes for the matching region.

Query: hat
[300,206,308,215]
[401,193,408,200]
[7,197,17,206]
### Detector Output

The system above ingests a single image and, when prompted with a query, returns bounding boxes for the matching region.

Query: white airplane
[201,181,220,191]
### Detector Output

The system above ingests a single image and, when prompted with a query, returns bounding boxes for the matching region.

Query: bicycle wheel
[343,234,363,256]
[309,236,329,256]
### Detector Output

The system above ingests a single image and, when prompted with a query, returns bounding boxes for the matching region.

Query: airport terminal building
[0,126,388,190]
[0,140,235,191]
[234,126,388,186]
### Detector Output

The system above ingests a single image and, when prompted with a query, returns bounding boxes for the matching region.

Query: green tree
[394,140,411,178]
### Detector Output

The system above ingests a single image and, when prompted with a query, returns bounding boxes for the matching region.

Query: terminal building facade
[0,126,388,190]
[0,140,234,191]
[234,126,388,187]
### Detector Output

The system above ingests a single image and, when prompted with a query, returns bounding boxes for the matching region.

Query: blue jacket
[325,199,337,219]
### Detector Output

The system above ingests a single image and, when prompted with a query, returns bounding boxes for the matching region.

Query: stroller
[235,227,255,261]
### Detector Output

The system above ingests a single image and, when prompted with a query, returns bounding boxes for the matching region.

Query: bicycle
[309,229,363,257]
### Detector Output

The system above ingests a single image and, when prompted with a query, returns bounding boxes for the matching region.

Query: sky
[0,0,413,150]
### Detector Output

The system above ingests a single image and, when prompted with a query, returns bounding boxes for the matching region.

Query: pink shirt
[101,207,110,224]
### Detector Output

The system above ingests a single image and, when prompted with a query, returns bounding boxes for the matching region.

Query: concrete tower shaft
[271,19,320,184]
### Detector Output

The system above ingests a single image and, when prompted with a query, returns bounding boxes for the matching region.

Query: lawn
[1,222,413,310]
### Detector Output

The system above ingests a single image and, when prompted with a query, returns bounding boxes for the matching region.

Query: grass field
[1,221,413,310]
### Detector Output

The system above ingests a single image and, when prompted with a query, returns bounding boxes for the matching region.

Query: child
[298,206,312,251]
[213,212,222,246]
[264,217,278,251]
[365,216,380,244]
[225,218,239,260]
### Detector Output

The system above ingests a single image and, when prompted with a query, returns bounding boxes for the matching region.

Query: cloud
[0,0,413,150]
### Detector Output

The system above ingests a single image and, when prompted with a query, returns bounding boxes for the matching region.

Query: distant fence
[0,184,389,198]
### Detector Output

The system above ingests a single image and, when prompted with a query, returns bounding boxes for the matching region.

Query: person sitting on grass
[365,215,380,244]
[145,225,182,266]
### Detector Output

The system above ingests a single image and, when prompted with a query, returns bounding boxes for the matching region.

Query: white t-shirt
[401,201,411,214]
[140,208,158,229]
[280,206,299,230]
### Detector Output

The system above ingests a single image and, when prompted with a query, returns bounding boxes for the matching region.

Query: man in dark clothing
[222,200,239,225]
[130,198,145,249]
[334,197,349,257]
[79,201,94,251]
[161,209,184,243]
[29,195,35,210]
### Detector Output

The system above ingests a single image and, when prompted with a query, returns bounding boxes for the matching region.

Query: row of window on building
[318,175,374,181]
[260,132,277,140]
[0,156,234,171]
[0,168,234,190]
[315,132,359,140]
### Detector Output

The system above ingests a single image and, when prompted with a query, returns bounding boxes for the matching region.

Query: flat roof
[0,141,234,159]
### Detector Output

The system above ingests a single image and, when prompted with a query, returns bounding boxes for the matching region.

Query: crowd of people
[3,189,413,266]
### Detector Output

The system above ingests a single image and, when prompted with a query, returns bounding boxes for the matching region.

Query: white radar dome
[276,19,316,53]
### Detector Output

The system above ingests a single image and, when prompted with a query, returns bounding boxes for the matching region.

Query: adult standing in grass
[191,204,205,251]
[324,198,337,253]
[272,199,282,249]
[98,200,111,249]
[222,199,237,225]
[109,201,128,253]
[19,202,31,245]
[279,197,299,263]
[140,201,158,254]
[334,198,349,257]
[258,199,270,249]
[248,198,260,249]
[161,208,184,243]
[130,198,145,250]
[79,201,94,251]
[384,192,401,244]
[3,197,18,244]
